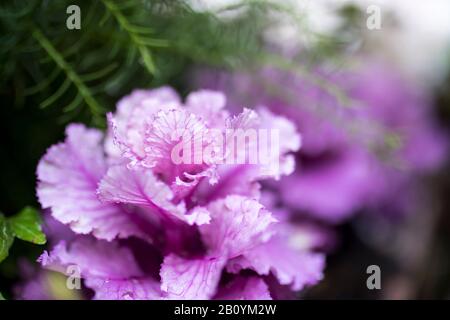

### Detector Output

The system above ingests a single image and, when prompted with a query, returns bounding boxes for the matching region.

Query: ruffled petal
[226,108,301,179]
[215,276,272,300]
[37,124,146,241]
[185,206,211,226]
[39,237,161,300]
[194,164,261,203]
[194,108,300,203]
[42,211,76,246]
[160,254,226,300]
[257,107,301,178]
[97,164,192,224]
[186,90,229,129]
[105,87,181,161]
[258,108,301,154]
[227,226,325,291]
[86,278,161,300]
[142,108,218,186]
[39,237,142,278]
[199,195,277,257]
[160,196,276,300]
[226,108,260,131]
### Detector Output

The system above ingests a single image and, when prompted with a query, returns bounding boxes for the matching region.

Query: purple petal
[105,87,181,161]
[194,164,261,203]
[257,107,301,179]
[199,195,277,257]
[86,278,161,300]
[39,237,143,279]
[39,237,161,300]
[160,254,226,300]
[37,124,147,241]
[227,231,325,291]
[143,108,217,182]
[97,164,191,224]
[215,276,272,300]
[186,90,229,129]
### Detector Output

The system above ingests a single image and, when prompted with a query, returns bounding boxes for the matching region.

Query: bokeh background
[1,0,449,299]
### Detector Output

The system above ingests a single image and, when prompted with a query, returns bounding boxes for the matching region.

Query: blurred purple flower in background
[194,60,448,223]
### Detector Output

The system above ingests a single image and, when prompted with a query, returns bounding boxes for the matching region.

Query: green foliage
[0,215,14,263]
[0,291,4,300]
[0,0,273,127]
[0,0,357,127]
[8,207,46,245]
[0,208,46,263]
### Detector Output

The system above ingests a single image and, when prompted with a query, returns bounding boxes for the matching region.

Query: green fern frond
[0,0,355,127]
[101,0,168,76]
[32,28,104,120]
[24,68,61,96]
[80,63,118,82]
[63,94,83,113]
[39,78,71,109]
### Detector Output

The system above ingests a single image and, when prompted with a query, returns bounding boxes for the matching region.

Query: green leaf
[8,207,46,245]
[0,291,5,300]
[0,214,14,263]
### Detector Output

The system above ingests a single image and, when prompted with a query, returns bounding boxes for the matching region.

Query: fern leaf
[101,0,167,75]
[39,78,71,109]
[63,94,83,113]
[80,63,118,82]
[32,28,104,120]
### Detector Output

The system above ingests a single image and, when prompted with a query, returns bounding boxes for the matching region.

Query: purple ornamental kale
[34,87,324,300]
